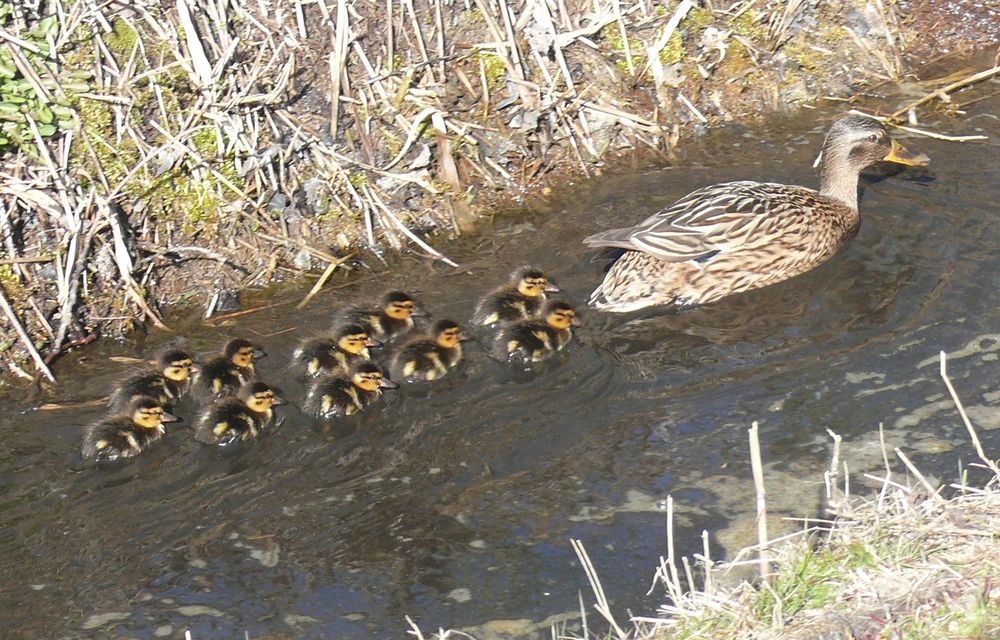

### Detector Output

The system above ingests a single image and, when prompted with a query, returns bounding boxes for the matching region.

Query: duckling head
[225,338,264,368]
[128,396,178,429]
[336,324,381,354]
[543,300,580,330]
[382,291,425,320]
[433,319,464,349]
[239,381,284,412]
[513,267,559,297]
[350,361,399,391]
[159,349,195,382]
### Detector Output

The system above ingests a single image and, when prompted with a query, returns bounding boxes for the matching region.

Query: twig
[940,351,1000,480]
[296,260,342,309]
[0,287,55,382]
[891,65,1000,118]
[748,421,770,580]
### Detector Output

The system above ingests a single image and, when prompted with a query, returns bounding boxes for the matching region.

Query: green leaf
[37,123,56,136]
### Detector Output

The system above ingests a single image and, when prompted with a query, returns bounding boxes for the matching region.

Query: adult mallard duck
[584,115,929,312]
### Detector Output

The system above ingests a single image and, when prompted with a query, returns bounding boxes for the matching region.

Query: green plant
[0,4,90,155]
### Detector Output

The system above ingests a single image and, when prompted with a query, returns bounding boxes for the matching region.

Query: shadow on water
[3,97,1000,638]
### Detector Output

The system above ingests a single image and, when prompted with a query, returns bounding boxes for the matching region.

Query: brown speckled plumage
[585,115,928,312]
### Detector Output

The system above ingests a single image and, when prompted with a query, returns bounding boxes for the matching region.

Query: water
[3,94,1000,638]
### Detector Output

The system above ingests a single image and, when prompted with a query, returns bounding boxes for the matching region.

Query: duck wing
[583,181,815,263]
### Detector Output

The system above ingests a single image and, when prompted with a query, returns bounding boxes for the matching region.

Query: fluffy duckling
[473,267,559,326]
[192,338,264,401]
[107,349,196,413]
[304,361,398,418]
[343,291,425,340]
[81,396,178,462]
[291,324,380,378]
[495,300,580,362]
[390,319,465,382]
[194,381,284,446]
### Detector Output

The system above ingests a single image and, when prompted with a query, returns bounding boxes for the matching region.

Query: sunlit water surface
[2,96,999,639]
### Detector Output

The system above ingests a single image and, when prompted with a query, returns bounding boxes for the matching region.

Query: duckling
[107,349,196,413]
[290,324,380,378]
[473,267,560,326]
[495,300,580,362]
[304,361,398,418]
[192,338,264,401]
[390,319,465,382]
[194,381,284,446]
[81,396,178,462]
[343,291,425,340]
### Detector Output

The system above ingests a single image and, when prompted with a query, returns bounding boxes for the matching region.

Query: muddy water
[3,97,1000,639]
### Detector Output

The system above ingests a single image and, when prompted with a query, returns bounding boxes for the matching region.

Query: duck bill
[366,337,383,349]
[410,307,428,318]
[253,348,268,359]
[883,139,930,167]
[379,378,399,389]
[271,396,286,406]
[161,412,180,423]
[544,281,561,293]
[571,317,582,327]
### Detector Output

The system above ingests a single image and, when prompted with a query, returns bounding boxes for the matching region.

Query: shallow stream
[2,94,1000,639]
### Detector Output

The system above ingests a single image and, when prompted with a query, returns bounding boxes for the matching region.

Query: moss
[659,31,685,65]
[105,18,139,56]
[0,263,23,298]
[729,10,768,41]
[475,51,506,89]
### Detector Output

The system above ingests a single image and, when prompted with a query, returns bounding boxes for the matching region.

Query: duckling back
[473,288,544,325]
[195,398,264,446]
[107,372,172,413]
[195,381,281,445]
[290,336,344,377]
[192,355,251,401]
[391,320,464,382]
[304,375,364,418]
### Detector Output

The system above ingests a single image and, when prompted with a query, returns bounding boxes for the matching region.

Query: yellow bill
[883,138,930,167]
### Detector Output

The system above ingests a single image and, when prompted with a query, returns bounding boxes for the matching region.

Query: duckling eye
[867,133,878,143]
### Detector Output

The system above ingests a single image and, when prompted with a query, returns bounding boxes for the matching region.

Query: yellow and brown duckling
[343,291,425,340]
[584,115,929,312]
[192,338,264,402]
[495,300,580,362]
[81,396,178,462]
[291,324,380,378]
[107,349,196,413]
[473,267,559,326]
[390,319,465,382]
[304,361,398,418]
[194,381,284,446]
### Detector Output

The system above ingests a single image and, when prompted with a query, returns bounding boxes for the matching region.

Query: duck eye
[868,133,878,142]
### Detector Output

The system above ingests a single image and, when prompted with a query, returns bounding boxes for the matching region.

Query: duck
[81,396,178,462]
[304,361,398,418]
[390,319,465,382]
[472,267,560,326]
[107,349,196,413]
[290,324,380,378]
[191,338,264,401]
[194,381,284,446]
[583,115,928,312]
[343,291,425,340]
[495,300,580,362]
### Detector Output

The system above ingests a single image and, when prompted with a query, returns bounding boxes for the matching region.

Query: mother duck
[584,115,928,312]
